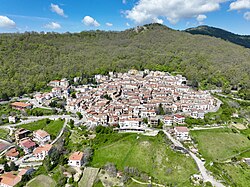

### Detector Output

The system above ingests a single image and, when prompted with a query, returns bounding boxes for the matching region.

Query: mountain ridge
[185,25,250,48]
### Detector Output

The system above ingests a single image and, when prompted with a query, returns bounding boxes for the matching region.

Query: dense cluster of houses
[1,126,85,187]
[0,128,52,187]
[34,78,70,105]
[12,128,52,158]
[0,167,35,187]
[66,70,216,130]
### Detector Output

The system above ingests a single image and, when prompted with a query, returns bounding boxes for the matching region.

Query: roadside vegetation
[26,107,57,116]
[0,104,20,116]
[20,118,64,139]
[0,129,9,140]
[0,104,20,125]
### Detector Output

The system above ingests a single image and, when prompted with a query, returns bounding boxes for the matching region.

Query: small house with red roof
[15,128,30,142]
[0,172,21,187]
[19,139,36,154]
[173,114,185,124]
[34,130,50,145]
[68,151,84,167]
[174,126,190,141]
[5,148,19,161]
[33,144,52,160]
[164,116,173,126]
[10,102,32,111]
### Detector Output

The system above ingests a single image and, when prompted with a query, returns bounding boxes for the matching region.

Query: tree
[156,120,164,129]
[68,119,74,129]
[157,103,165,115]
[10,161,18,171]
[71,92,76,98]
[4,163,10,172]
[0,156,7,164]
[104,163,117,177]
[45,118,51,124]
[142,118,148,124]
[76,112,83,119]
[83,147,93,166]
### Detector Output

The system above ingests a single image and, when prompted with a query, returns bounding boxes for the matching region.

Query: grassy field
[91,133,197,186]
[0,129,9,140]
[92,180,104,187]
[26,175,56,187]
[20,119,64,139]
[78,167,99,187]
[28,107,55,116]
[208,162,250,187]
[191,128,250,162]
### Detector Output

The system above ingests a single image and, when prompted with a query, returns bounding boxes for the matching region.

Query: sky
[0,0,250,34]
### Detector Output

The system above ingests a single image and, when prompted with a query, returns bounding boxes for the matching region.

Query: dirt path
[78,167,99,187]
[131,177,165,187]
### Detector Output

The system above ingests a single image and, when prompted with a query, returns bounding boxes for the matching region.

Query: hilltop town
[46,69,218,130]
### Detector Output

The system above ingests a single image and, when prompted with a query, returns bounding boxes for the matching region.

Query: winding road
[163,130,225,187]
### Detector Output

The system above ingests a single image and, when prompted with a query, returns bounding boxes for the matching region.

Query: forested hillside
[185,25,250,48]
[0,23,250,99]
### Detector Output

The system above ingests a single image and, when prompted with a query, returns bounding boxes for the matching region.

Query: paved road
[217,93,250,102]
[162,130,225,187]
[51,118,68,145]
[0,144,14,156]
[191,126,225,131]
[189,152,225,187]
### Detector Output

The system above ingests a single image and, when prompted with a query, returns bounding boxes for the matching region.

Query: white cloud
[229,0,250,11]
[82,16,100,27]
[106,22,113,27]
[126,22,130,26]
[196,14,207,24]
[125,0,226,24]
[51,3,67,17]
[244,11,250,20]
[122,0,127,4]
[0,16,16,28]
[44,22,61,29]
[196,14,207,22]
[152,17,164,24]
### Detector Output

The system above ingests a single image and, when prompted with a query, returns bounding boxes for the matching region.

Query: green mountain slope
[185,25,250,48]
[0,23,250,99]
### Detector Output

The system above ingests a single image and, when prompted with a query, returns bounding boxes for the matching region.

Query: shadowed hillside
[185,25,250,48]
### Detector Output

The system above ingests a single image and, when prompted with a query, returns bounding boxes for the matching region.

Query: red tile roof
[69,151,84,161]
[6,148,19,157]
[175,126,189,133]
[0,172,21,187]
[20,139,36,148]
[11,102,32,108]
[34,130,49,138]
[33,144,52,155]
